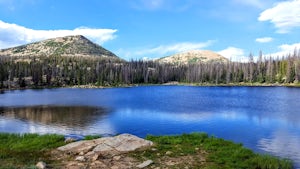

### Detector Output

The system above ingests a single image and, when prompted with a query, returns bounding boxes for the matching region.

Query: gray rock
[64,137,77,143]
[57,140,97,153]
[75,156,86,162]
[165,151,173,155]
[113,155,121,161]
[36,161,46,169]
[136,160,153,168]
[58,133,153,155]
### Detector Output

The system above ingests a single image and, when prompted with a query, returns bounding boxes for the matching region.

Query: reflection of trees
[0,106,108,128]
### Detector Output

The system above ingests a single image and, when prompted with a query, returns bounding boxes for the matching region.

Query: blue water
[0,86,300,167]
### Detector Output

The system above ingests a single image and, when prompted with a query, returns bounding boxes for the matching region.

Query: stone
[75,155,86,162]
[58,140,97,153]
[58,133,153,155]
[64,137,77,143]
[92,154,99,161]
[36,161,46,169]
[151,148,157,151]
[166,151,173,155]
[136,160,153,168]
[113,155,121,161]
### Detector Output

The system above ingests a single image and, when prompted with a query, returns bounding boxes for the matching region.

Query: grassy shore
[0,133,293,169]
[1,81,300,92]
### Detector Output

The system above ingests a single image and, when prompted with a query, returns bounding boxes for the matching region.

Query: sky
[0,0,300,61]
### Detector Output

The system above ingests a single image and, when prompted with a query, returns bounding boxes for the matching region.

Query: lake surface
[0,86,300,167]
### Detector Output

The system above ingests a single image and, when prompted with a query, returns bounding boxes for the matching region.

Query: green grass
[0,133,65,169]
[132,133,293,169]
[84,134,101,140]
[0,132,293,169]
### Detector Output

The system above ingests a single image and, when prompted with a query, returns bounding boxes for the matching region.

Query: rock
[57,140,97,154]
[136,160,153,168]
[64,137,77,143]
[166,151,173,155]
[92,154,99,161]
[113,155,121,161]
[75,156,86,162]
[58,133,153,155]
[90,161,108,168]
[93,134,153,153]
[36,161,46,169]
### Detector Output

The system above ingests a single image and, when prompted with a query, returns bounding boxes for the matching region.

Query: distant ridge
[0,35,119,59]
[158,50,228,64]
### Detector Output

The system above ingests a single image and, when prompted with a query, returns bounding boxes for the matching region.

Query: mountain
[158,50,228,64]
[0,35,119,59]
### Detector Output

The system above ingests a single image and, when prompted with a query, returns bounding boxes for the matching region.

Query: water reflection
[0,106,109,128]
[258,129,300,167]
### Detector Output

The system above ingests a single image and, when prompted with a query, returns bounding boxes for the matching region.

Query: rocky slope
[0,35,119,59]
[158,50,228,64]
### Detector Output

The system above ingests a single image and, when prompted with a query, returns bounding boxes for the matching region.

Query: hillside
[158,50,228,64]
[0,35,119,59]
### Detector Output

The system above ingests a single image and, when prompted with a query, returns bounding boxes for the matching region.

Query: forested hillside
[0,52,299,89]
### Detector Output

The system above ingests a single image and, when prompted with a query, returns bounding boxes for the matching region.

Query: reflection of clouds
[26,119,116,135]
[118,109,248,122]
[0,117,116,135]
[258,129,300,166]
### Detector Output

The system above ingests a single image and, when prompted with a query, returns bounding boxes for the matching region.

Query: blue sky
[0,0,299,61]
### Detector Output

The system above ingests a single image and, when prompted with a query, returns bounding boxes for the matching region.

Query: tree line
[0,51,300,89]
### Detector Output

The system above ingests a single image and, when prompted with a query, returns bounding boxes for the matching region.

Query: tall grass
[145,133,293,169]
[0,133,65,168]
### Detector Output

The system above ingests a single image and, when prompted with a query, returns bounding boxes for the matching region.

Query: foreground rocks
[55,134,153,168]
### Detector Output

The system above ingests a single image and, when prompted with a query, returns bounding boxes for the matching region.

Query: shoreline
[1,82,300,92]
[0,132,293,168]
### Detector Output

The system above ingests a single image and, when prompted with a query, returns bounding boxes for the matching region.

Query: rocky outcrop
[0,35,119,59]
[58,133,153,155]
[158,50,228,64]
[56,134,153,168]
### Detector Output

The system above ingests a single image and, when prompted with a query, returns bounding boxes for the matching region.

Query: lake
[0,86,300,167]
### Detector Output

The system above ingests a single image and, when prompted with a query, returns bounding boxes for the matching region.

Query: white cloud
[137,41,215,56]
[267,42,300,57]
[255,37,273,43]
[258,0,300,33]
[0,20,117,49]
[218,47,246,61]
[116,40,214,60]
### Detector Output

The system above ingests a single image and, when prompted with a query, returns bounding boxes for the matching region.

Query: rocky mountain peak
[158,50,228,64]
[0,35,118,58]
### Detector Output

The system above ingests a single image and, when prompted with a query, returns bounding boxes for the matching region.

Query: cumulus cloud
[258,0,300,33]
[255,37,273,43]
[136,41,214,56]
[0,20,117,49]
[267,42,300,57]
[218,47,246,61]
[116,40,214,60]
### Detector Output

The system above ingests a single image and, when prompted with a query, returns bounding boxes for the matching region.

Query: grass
[0,133,65,169]
[0,132,294,169]
[131,133,293,169]
[84,134,101,140]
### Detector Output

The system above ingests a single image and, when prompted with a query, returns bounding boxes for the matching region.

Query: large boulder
[57,134,153,156]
